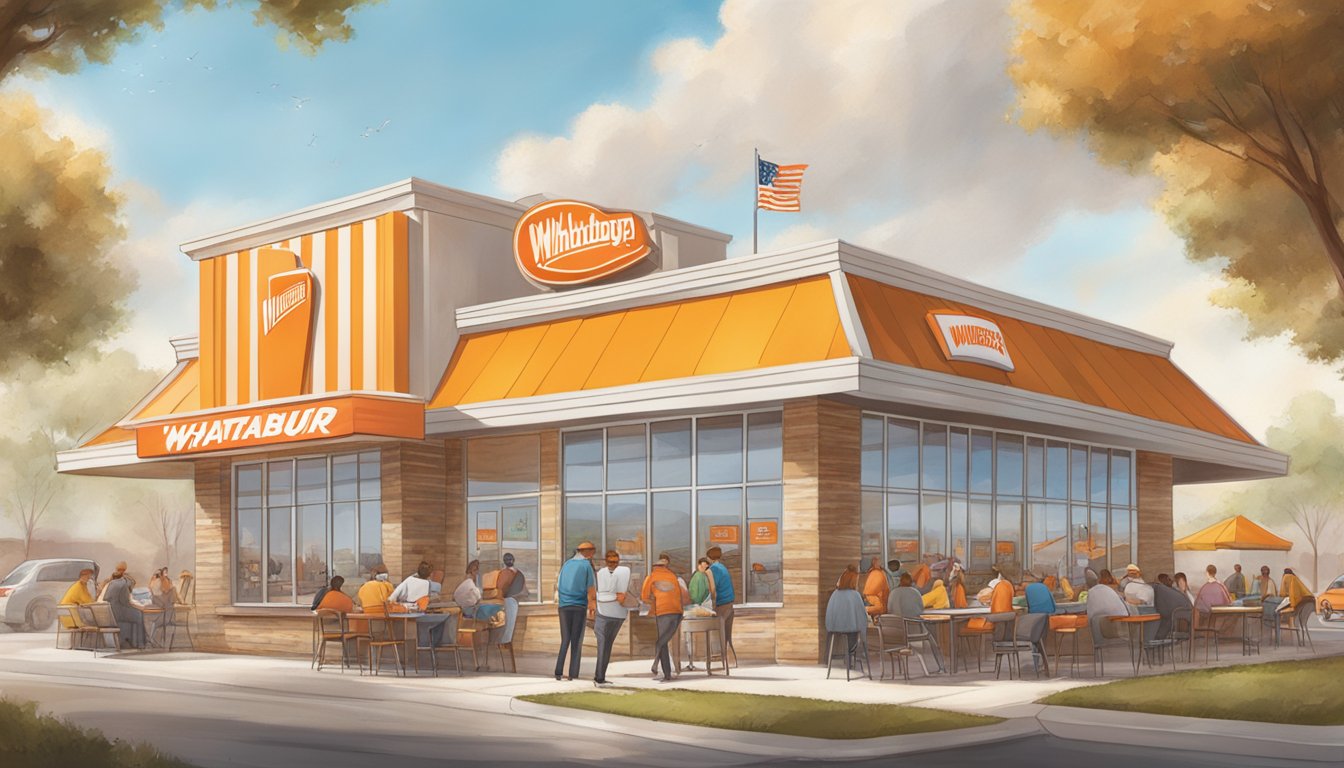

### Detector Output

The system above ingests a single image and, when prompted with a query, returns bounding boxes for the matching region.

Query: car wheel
[1323,603,1334,622]
[25,599,56,632]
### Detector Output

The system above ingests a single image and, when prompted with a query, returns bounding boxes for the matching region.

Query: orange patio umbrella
[1173,514,1293,551]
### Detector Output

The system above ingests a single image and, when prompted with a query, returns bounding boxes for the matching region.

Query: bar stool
[824,631,871,681]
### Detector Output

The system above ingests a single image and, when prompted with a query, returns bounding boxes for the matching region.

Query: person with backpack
[641,552,690,683]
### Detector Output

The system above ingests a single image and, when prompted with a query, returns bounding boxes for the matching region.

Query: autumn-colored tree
[0,0,376,374]
[1011,1,1344,363]
[1213,391,1343,590]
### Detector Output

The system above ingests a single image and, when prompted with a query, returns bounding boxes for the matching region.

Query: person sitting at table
[825,565,869,668]
[1085,569,1129,638]
[964,564,1015,636]
[428,569,445,598]
[357,564,395,614]
[97,562,128,602]
[1278,568,1314,614]
[102,570,146,649]
[1122,565,1155,607]
[61,568,96,607]
[1152,573,1188,640]
[145,567,179,645]
[909,562,931,592]
[946,562,969,609]
[921,578,950,609]
[1254,565,1278,599]
[315,576,354,613]
[391,561,434,609]
[1224,563,1248,599]
[1024,573,1055,615]
[861,557,891,617]
[496,553,529,601]
[1197,565,1233,608]
[888,573,947,673]
[1173,572,1196,605]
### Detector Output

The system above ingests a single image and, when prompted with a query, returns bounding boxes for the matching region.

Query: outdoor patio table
[1107,614,1160,675]
[1210,605,1262,656]
[920,607,990,674]
[679,615,729,676]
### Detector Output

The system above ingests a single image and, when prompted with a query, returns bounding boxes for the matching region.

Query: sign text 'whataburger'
[135,395,425,458]
[513,200,655,286]
[925,311,1015,372]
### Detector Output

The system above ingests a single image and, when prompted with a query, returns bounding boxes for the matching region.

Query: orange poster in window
[708,525,739,544]
[477,529,498,544]
[749,521,778,545]
[891,539,919,554]
[996,541,1016,556]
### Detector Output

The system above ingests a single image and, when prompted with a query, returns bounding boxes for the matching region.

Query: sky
[9,0,1344,530]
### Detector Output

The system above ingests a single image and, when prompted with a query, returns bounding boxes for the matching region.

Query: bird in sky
[360,119,391,138]
[292,96,311,109]
[307,134,318,147]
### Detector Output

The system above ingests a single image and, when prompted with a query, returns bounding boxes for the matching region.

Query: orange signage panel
[477,529,498,544]
[256,249,317,400]
[891,539,919,555]
[749,521,778,545]
[708,525,740,545]
[513,200,655,287]
[925,310,1014,372]
[135,395,424,458]
[996,541,1017,556]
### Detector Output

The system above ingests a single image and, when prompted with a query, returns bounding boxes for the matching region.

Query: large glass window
[562,411,784,605]
[860,412,1136,593]
[233,450,380,605]
[467,434,542,599]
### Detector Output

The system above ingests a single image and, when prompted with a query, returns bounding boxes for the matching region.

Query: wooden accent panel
[381,440,449,579]
[443,438,465,582]
[1136,451,1175,578]
[539,430,561,604]
[777,397,861,663]
[192,458,231,652]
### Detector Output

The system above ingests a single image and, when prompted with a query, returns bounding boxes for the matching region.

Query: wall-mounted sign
[926,311,1014,372]
[134,394,424,458]
[708,525,740,545]
[749,521,778,545]
[513,200,655,287]
[477,529,498,544]
[256,249,317,400]
[996,541,1017,556]
[891,539,919,555]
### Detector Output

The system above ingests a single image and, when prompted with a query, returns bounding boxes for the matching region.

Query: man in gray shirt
[592,549,631,687]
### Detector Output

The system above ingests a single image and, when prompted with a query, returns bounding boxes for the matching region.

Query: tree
[1,433,60,559]
[141,492,192,571]
[1213,391,1344,590]
[1010,1,1344,364]
[0,0,376,375]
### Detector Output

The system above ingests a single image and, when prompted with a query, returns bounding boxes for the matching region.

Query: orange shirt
[966,579,1015,633]
[862,568,890,616]
[641,566,689,616]
[317,590,355,613]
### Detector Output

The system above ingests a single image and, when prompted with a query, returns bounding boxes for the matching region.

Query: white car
[0,558,99,631]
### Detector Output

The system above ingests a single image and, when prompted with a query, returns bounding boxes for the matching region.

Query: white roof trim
[169,335,199,361]
[55,441,193,479]
[453,239,1175,357]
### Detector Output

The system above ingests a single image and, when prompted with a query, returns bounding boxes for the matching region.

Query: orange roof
[431,276,849,407]
[847,275,1255,444]
[78,360,201,447]
[1173,515,1293,551]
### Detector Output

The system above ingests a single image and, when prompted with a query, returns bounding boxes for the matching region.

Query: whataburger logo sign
[135,395,425,459]
[513,200,655,287]
[925,311,1015,372]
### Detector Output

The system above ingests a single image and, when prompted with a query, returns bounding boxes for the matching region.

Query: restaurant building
[57,178,1287,662]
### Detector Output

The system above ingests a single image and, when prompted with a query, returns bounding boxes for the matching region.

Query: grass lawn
[1040,655,1344,725]
[0,697,194,768]
[518,689,1002,740]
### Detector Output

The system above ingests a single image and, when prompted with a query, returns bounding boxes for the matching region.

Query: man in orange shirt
[316,576,355,613]
[641,553,690,683]
[861,557,890,617]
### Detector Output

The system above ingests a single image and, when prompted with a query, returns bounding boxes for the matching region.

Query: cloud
[494,0,1152,266]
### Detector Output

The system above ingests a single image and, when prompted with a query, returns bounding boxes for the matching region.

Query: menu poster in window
[476,511,498,544]
[502,505,537,549]
[972,542,992,560]
[891,539,919,555]
[996,541,1016,556]
[749,520,778,545]
[709,525,740,544]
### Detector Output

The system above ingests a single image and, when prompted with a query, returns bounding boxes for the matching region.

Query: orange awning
[431,276,849,407]
[1173,515,1293,551]
[847,275,1256,444]
[79,359,201,447]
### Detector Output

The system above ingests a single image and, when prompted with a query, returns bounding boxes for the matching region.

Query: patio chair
[1013,612,1050,678]
[413,610,464,677]
[874,614,922,680]
[824,630,871,681]
[163,603,194,651]
[358,606,404,677]
[312,609,356,672]
[485,597,520,673]
[1167,606,1192,664]
[86,603,123,656]
[988,612,1028,680]
[1192,607,1221,663]
[900,617,945,674]
[1052,623,1083,677]
[1278,601,1316,653]
[1087,613,1131,677]
[58,605,97,651]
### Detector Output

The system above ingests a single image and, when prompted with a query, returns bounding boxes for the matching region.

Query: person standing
[641,552,690,683]
[592,550,631,687]
[554,541,597,681]
[1224,564,1248,599]
[706,546,736,666]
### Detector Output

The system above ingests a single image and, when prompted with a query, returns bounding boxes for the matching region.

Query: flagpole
[753,147,759,255]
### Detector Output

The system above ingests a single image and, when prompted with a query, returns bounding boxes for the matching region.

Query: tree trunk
[1301,192,1344,299]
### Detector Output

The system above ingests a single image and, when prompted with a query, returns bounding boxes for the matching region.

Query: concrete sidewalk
[2,631,1341,764]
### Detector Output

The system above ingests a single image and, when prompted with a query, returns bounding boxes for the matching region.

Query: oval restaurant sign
[513,199,655,287]
[925,311,1015,372]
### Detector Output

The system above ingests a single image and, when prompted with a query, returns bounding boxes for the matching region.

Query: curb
[508,698,1042,759]
[1037,706,1344,764]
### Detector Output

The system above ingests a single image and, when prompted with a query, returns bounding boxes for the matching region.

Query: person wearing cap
[641,552,690,682]
[1223,564,1247,599]
[861,557,891,617]
[592,550,631,686]
[1122,564,1154,607]
[554,541,597,681]
[706,546,736,666]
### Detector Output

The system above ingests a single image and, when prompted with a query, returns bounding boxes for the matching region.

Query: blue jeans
[555,606,587,679]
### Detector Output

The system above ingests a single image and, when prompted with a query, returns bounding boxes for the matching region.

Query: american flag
[757,158,808,212]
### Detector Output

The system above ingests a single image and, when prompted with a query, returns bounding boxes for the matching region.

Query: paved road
[0,658,1329,768]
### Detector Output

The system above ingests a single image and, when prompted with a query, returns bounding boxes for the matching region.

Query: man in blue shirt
[554,541,597,681]
[707,546,736,667]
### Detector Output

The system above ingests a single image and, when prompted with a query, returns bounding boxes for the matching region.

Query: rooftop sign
[926,311,1014,372]
[513,200,654,287]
